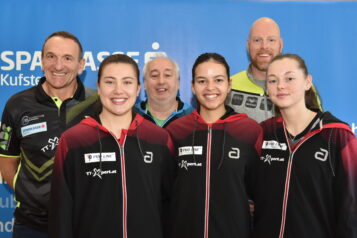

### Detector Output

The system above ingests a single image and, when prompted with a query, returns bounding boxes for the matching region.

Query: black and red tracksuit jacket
[49,113,176,238]
[165,109,262,238]
[252,112,357,238]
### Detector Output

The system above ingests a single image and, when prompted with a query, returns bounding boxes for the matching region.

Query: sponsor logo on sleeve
[0,123,12,151]
[178,146,203,156]
[262,140,287,151]
[20,122,47,137]
[84,152,116,163]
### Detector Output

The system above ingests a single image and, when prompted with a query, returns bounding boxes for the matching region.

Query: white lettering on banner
[1,42,166,72]
[0,194,17,208]
[84,51,96,71]
[0,218,14,233]
[16,51,31,70]
[0,73,40,86]
[352,123,356,134]
[0,51,41,71]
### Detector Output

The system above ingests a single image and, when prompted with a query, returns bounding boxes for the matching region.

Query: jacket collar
[192,106,248,125]
[81,111,145,133]
[35,76,86,104]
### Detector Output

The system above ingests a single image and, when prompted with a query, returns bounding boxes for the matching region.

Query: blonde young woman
[253,54,357,238]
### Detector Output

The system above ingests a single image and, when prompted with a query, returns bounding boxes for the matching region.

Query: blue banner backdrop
[1,0,356,236]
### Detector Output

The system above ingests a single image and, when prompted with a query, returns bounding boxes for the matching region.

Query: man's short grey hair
[143,54,180,80]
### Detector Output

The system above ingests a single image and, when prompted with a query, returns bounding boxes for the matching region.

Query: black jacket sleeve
[49,134,74,238]
[335,128,357,238]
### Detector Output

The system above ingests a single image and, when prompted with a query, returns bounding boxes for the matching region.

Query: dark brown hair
[41,31,83,60]
[192,53,230,84]
[269,53,321,114]
[97,54,140,84]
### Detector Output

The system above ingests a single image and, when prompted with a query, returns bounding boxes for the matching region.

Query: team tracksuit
[165,108,262,238]
[253,112,357,238]
[49,113,176,238]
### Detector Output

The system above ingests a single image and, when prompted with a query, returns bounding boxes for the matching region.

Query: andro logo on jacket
[314,148,328,161]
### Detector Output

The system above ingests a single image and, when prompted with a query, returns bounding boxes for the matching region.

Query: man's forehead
[250,34,280,39]
[149,59,175,70]
[249,19,280,38]
[149,68,174,74]
[250,27,280,37]
[43,37,80,53]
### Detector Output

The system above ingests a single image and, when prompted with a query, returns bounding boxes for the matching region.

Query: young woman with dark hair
[166,53,262,238]
[49,54,175,238]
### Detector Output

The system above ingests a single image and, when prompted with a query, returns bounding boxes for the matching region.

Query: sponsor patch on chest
[262,140,287,150]
[84,152,116,163]
[260,154,285,164]
[178,146,203,156]
[21,122,47,137]
[86,168,117,179]
[179,160,202,170]
[21,114,45,126]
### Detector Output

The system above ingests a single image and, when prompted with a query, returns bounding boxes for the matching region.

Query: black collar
[35,76,86,104]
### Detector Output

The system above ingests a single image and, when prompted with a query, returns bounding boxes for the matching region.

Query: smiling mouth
[258,53,271,57]
[112,98,127,104]
[155,88,168,94]
[53,72,66,76]
[204,94,219,100]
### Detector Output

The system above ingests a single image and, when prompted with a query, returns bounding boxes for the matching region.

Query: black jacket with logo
[165,109,262,238]
[49,114,175,238]
[0,77,97,231]
[253,112,357,238]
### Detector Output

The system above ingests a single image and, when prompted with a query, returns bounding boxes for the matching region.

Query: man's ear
[77,58,85,75]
